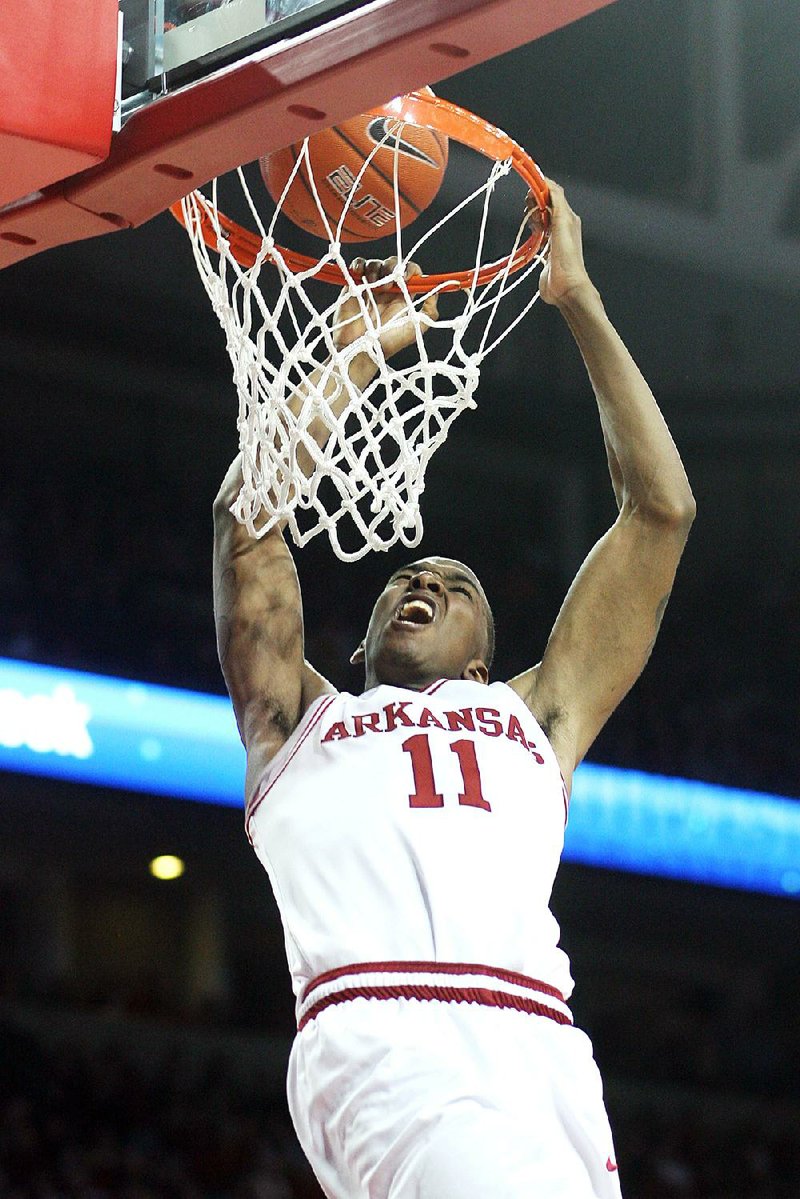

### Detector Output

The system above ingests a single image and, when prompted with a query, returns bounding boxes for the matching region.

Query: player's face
[357,557,491,689]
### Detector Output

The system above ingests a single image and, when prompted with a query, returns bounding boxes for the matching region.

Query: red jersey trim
[298,983,572,1032]
[246,694,337,843]
[300,959,567,1005]
[423,678,448,695]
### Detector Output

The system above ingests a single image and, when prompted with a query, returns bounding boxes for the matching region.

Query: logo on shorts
[366,118,438,167]
[606,1157,619,1173]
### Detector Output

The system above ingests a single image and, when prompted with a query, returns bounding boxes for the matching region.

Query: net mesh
[178,123,548,561]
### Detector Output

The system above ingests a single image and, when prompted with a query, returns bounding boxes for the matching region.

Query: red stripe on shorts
[297,982,572,1032]
[301,960,567,1005]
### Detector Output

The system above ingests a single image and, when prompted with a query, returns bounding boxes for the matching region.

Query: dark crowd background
[2,0,799,1194]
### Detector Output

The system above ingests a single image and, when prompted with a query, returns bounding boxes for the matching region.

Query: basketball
[260,92,449,243]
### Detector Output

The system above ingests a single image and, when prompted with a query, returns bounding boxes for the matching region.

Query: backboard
[0,0,616,271]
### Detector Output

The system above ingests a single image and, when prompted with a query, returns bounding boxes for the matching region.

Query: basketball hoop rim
[169,90,549,294]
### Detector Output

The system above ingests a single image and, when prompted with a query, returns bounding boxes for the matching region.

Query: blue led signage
[0,657,797,897]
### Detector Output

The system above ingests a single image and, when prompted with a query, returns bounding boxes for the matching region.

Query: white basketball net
[179,126,548,560]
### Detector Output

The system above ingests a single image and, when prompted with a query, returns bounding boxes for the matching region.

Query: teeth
[397,598,435,624]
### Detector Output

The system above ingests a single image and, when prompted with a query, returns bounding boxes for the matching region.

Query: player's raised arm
[509,182,696,788]
[214,259,437,773]
[213,457,312,767]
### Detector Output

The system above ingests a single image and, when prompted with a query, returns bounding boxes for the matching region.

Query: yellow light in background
[149,854,185,880]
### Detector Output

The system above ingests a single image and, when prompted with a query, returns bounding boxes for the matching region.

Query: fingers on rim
[423,293,439,320]
[524,188,551,227]
[349,255,427,288]
[545,179,564,210]
[350,256,391,285]
[349,256,383,279]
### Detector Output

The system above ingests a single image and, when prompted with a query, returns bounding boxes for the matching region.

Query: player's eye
[451,585,472,599]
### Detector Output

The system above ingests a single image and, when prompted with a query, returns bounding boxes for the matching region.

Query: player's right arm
[215,258,437,780]
[213,456,328,780]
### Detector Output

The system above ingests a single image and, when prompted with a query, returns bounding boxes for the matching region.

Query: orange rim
[169,91,549,293]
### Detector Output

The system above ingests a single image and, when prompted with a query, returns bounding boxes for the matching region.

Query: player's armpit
[508,503,693,786]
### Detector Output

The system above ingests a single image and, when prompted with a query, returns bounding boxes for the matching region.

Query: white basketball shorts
[287,963,623,1198]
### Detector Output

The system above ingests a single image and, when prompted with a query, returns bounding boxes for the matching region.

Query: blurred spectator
[0,1021,307,1197]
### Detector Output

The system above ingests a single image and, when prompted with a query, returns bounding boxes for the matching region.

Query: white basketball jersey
[246,679,574,1009]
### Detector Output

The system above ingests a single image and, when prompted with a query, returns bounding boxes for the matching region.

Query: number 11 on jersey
[402,734,491,812]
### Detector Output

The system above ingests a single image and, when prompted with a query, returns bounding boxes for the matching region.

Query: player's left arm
[508,181,696,789]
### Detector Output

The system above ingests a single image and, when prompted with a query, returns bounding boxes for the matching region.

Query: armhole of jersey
[492,681,570,827]
[245,692,339,840]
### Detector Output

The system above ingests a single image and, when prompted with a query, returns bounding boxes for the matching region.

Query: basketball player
[213,181,695,1197]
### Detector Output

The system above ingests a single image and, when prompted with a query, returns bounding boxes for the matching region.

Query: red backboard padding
[0,0,616,270]
[0,0,118,206]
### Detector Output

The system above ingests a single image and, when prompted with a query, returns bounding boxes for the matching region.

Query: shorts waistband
[297,960,573,1032]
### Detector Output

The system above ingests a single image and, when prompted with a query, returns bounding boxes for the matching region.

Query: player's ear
[463,658,488,685]
[350,640,366,666]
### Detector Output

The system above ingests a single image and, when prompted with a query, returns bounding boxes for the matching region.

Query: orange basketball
[260,94,448,243]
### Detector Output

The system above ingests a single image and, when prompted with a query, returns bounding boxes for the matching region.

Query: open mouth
[394,596,437,626]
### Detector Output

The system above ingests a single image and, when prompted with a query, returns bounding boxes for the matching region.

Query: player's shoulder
[506,664,577,786]
[506,664,562,728]
[301,660,338,709]
[505,664,539,706]
[431,675,537,713]
[242,663,338,793]
[245,685,342,800]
